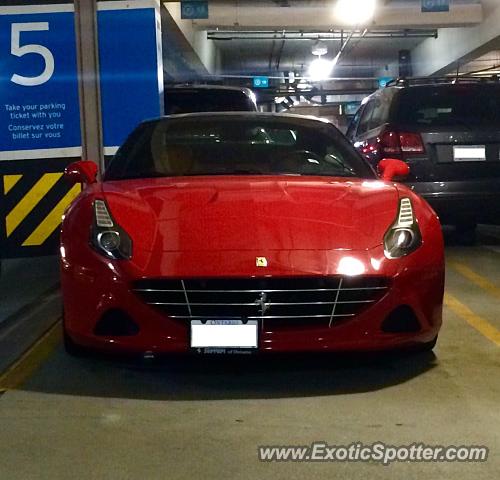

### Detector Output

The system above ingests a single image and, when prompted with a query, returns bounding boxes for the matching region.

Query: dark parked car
[165,85,258,114]
[346,77,500,240]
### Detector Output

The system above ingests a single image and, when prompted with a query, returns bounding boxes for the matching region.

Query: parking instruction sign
[0,5,81,160]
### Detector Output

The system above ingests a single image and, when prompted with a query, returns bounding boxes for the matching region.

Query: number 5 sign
[0,4,81,160]
[11,22,55,87]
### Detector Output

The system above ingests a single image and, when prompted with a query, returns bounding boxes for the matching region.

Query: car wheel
[455,223,477,246]
[419,335,438,352]
[63,328,88,357]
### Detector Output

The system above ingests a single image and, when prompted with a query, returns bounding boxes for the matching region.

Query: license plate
[190,320,258,349]
[453,145,486,162]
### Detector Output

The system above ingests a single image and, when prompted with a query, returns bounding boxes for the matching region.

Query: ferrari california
[61,113,444,356]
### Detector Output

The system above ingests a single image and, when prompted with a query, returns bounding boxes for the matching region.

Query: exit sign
[421,0,449,12]
[181,1,209,19]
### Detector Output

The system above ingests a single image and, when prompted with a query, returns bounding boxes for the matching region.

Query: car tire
[419,335,438,352]
[63,328,88,357]
[455,223,477,246]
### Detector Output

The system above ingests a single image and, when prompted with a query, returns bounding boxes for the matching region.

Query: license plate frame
[190,319,259,352]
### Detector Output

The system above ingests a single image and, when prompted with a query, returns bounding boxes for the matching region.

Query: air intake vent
[94,200,114,228]
[398,198,414,227]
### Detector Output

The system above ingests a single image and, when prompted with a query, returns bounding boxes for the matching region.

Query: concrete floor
[0,256,60,373]
[0,256,59,325]
[0,230,499,479]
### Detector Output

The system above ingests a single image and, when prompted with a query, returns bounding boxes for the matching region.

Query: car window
[368,97,389,130]
[105,118,375,180]
[346,107,363,139]
[356,101,375,135]
[395,86,500,127]
[165,90,257,114]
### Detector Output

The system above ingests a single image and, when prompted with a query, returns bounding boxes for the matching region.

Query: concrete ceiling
[192,0,483,79]
[215,34,426,77]
[163,0,500,86]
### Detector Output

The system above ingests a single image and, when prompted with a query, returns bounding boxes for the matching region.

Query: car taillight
[399,132,425,153]
[379,131,401,155]
[379,131,425,155]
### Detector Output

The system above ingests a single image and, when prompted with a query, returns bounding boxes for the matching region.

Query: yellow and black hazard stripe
[1,160,81,258]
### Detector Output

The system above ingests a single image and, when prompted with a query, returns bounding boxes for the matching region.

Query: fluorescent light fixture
[297,80,312,90]
[335,0,377,25]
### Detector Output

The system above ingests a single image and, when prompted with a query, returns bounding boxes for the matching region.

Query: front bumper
[62,243,444,355]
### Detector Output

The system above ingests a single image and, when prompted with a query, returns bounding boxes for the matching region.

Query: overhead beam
[162,3,219,76]
[189,0,482,30]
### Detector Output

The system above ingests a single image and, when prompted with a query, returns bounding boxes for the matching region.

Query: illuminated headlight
[384,198,421,259]
[91,200,132,260]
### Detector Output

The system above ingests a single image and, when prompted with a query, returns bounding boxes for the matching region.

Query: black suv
[165,85,258,114]
[347,77,500,239]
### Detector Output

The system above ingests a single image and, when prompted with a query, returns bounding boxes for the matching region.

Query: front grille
[132,277,389,329]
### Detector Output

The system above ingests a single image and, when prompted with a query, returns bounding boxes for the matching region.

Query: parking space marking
[0,321,61,393]
[449,261,500,300]
[444,293,500,347]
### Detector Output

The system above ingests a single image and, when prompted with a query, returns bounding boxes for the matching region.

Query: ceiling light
[308,58,334,82]
[311,40,328,56]
[335,0,377,25]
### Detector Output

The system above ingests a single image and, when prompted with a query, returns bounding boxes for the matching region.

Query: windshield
[105,117,374,181]
[395,85,500,128]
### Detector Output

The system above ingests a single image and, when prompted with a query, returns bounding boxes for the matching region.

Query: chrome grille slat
[146,300,376,306]
[167,314,356,319]
[329,277,343,328]
[133,276,389,330]
[133,286,388,293]
[180,280,192,318]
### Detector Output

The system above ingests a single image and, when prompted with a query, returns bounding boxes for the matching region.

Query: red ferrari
[61,113,444,356]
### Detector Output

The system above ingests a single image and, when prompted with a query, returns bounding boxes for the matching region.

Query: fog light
[94,309,139,336]
[381,305,421,333]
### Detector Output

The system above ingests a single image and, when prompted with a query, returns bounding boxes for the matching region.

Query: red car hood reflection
[101,176,398,252]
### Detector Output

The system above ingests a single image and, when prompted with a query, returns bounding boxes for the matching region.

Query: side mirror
[64,161,98,186]
[378,158,410,181]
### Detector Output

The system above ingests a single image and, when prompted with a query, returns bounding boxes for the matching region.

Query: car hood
[101,176,399,252]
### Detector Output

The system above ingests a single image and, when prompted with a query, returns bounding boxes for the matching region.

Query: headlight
[384,197,421,259]
[90,199,132,260]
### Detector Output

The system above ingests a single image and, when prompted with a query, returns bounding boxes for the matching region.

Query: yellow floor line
[444,293,500,347]
[0,321,62,393]
[449,261,500,300]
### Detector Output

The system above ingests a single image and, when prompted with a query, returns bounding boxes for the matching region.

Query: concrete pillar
[74,0,104,170]
[412,1,500,76]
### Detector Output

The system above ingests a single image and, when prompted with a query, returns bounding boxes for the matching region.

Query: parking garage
[0,1,499,479]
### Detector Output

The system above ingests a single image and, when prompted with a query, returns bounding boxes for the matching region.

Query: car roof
[165,85,255,96]
[361,80,500,105]
[143,111,334,127]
